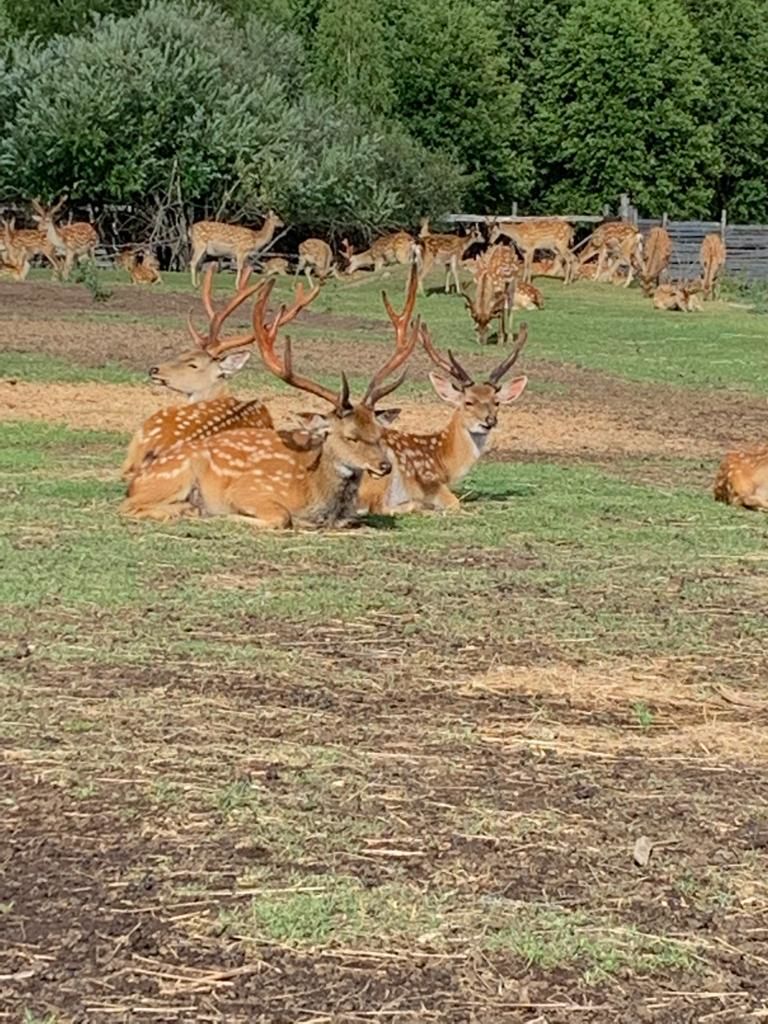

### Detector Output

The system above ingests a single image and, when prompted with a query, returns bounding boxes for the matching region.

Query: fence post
[720,208,727,240]
[512,201,518,218]
[661,212,668,228]
[619,193,630,220]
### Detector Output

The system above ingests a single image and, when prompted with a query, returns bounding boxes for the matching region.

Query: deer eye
[465,400,476,407]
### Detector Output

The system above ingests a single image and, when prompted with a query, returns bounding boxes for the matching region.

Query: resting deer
[0,219,31,281]
[122,272,418,528]
[417,226,483,294]
[357,323,528,515]
[653,282,702,312]
[488,218,574,283]
[714,447,768,511]
[341,232,416,275]
[120,265,288,480]
[576,222,643,287]
[640,226,672,295]
[699,234,726,300]
[261,256,290,277]
[189,210,284,289]
[116,248,162,285]
[297,238,336,286]
[30,196,98,280]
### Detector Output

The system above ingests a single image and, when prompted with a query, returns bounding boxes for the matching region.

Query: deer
[296,238,337,286]
[357,322,529,515]
[699,233,726,300]
[261,256,290,277]
[116,248,162,285]
[652,282,702,312]
[575,221,643,287]
[640,226,672,295]
[30,196,99,280]
[120,264,294,480]
[714,447,768,511]
[0,219,31,281]
[189,210,284,289]
[121,269,421,528]
[488,218,575,284]
[341,232,416,275]
[416,225,483,294]
[0,217,60,277]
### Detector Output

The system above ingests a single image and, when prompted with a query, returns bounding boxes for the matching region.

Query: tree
[683,0,768,222]
[2,0,142,40]
[533,0,718,217]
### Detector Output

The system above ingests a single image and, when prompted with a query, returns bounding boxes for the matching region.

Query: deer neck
[187,381,231,404]
[254,218,278,249]
[438,410,490,484]
[297,445,363,527]
[43,221,65,250]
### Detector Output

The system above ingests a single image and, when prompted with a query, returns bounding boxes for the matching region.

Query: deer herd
[0,196,763,515]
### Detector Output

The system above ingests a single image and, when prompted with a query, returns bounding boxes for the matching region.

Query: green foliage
[533,0,718,217]
[74,258,113,303]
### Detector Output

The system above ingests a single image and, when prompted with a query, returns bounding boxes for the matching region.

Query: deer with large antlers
[30,196,98,280]
[699,233,726,300]
[122,268,420,528]
[189,210,284,289]
[357,323,529,515]
[714,447,768,511]
[120,265,287,480]
[488,218,574,284]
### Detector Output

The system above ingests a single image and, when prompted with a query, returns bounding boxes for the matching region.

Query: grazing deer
[122,270,419,528]
[531,256,566,279]
[699,233,726,300]
[297,238,336,286]
[357,323,528,515]
[640,226,672,295]
[341,232,416,275]
[714,447,768,510]
[576,221,643,287]
[417,225,483,294]
[488,218,574,283]
[30,196,98,280]
[652,282,702,312]
[261,256,290,277]
[189,210,284,289]
[120,265,286,480]
[0,219,31,280]
[116,248,162,285]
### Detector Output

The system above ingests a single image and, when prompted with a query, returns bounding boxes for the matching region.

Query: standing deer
[297,238,336,286]
[189,210,284,288]
[341,232,416,275]
[0,218,60,277]
[357,323,529,515]
[640,226,672,295]
[121,265,287,480]
[0,219,31,280]
[714,447,768,510]
[122,270,420,527]
[488,218,574,283]
[576,221,643,287]
[699,233,726,300]
[30,196,99,280]
[417,225,483,294]
[462,245,540,343]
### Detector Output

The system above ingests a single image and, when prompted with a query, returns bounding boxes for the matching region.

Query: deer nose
[149,366,159,376]
[485,415,497,429]
[379,459,392,476]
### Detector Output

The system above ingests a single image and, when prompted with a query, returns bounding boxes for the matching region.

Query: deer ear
[429,372,463,406]
[216,350,251,376]
[496,375,528,404]
[375,408,400,426]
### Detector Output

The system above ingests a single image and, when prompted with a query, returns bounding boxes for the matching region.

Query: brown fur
[699,233,726,300]
[489,218,574,283]
[714,446,768,510]
[641,226,672,295]
[189,211,284,288]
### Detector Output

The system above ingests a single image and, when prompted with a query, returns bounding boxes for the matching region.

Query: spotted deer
[576,221,643,287]
[261,257,290,277]
[640,226,672,295]
[30,196,99,280]
[417,226,483,294]
[462,245,537,343]
[0,218,60,277]
[357,323,529,515]
[0,219,31,280]
[341,232,416,275]
[116,248,162,285]
[699,234,726,300]
[189,210,284,289]
[714,447,768,510]
[488,218,574,283]
[652,282,702,312]
[122,271,419,528]
[297,238,336,286]
[120,265,293,480]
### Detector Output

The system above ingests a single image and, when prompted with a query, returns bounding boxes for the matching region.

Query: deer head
[422,322,529,434]
[148,264,269,402]
[252,264,422,479]
[462,278,515,344]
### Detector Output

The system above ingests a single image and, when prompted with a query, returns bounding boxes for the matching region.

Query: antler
[50,194,68,218]
[362,262,420,407]
[186,263,261,356]
[487,322,528,385]
[421,324,474,388]
[251,278,338,406]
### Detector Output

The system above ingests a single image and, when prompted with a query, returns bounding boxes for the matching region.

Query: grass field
[2,268,768,1023]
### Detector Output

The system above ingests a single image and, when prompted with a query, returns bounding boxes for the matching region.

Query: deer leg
[427,485,461,511]
[190,245,206,287]
[304,265,314,288]
[225,476,292,528]
[450,256,461,294]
